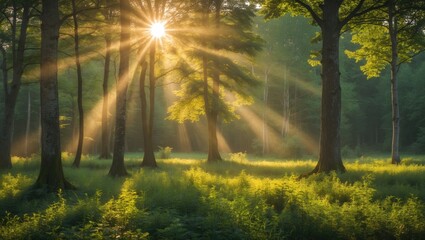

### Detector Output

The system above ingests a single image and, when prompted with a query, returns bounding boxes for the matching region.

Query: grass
[0,153,424,239]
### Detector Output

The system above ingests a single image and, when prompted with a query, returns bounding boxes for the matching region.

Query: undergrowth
[0,154,424,239]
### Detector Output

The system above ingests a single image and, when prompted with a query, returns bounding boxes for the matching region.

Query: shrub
[157,146,173,159]
[229,152,248,163]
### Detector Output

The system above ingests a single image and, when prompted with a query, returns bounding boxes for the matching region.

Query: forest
[1,0,425,239]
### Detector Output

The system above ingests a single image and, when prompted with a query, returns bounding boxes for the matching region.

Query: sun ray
[251,103,319,154]
[177,123,192,152]
[237,106,283,153]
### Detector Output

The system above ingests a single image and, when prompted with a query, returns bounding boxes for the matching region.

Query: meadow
[0,152,424,239]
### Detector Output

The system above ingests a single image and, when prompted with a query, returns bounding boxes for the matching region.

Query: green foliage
[0,173,32,198]
[345,1,425,79]
[0,191,67,239]
[157,146,173,159]
[345,25,390,78]
[229,152,248,163]
[167,1,261,125]
[1,155,425,239]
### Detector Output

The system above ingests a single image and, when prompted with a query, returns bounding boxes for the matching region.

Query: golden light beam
[251,104,319,154]
[237,106,282,153]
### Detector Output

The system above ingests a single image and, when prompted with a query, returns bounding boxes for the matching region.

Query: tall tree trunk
[139,59,149,153]
[25,89,31,157]
[141,46,158,167]
[109,0,130,177]
[263,67,270,155]
[100,34,112,159]
[205,0,222,163]
[389,3,401,164]
[201,4,210,159]
[207,71,222,162]
[0,4,30,169]
[308,1,345,175]
[281,65,290,137]
[72,0,84,168]
[35,0,73,191]
[100,0,113,159]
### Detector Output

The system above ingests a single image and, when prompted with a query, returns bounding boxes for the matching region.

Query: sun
[150,22,166,38]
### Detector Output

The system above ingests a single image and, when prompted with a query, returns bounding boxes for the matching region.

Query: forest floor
[0,152,425,239]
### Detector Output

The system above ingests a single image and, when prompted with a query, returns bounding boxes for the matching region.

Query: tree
[168,0,262,162]
[71,0,85,168]
[131,0,194,167]
[0,1,34,169]
[99,0,116,159]
[262,0,388,174]
[345,0,425,164]
[109,0,130,177]
[132,0,162,168]
[34,0,73,191]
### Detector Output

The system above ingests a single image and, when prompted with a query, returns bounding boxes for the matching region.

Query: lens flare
[150,22,166,38]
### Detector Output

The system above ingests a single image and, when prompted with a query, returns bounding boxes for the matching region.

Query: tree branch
[294,0,323,27]
[340,0,366,27]
[341,0,389,27]
[60,6,100,26]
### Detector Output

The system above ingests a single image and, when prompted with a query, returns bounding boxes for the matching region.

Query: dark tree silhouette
[34,0,73,191]
[109,0,130,177]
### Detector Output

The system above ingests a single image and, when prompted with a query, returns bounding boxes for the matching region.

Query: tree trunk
[109,0,130,177]
[25,90,31,157]
[389,3,401,164]
[205,0,222,163]
[207,68,222,162]
[263,67,270,155]
[72,0,84,168]
[0,3,30,169]
[100,34,112,159]
[281,65,290,137]
[35,0,73,191]
[307,1,345,175]
[0,104,14,169]
[100,0,113,159]
[141,45,158,168]
[139,59,149,151]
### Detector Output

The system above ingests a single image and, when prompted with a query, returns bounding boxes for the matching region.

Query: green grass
[0,153,424,239]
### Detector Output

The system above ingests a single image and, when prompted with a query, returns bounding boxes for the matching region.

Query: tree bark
[72,0,84,168]
[100,34,112,159]
[141,45,158,168]
[109,0,130,177]
[207,70,222,162]
[35,0,73,191]
[263,67,270,155]
[0,3,30,169]
[308,1,346,175]
[388,3,401,164]
[204,0,222,163]
[139,59,149,153]
[25,90,31,157]
[100,0,113,159]
[281,65,290,137]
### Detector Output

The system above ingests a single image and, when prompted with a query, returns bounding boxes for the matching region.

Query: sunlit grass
[1,153,425,239]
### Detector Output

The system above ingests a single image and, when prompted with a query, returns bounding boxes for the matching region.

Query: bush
[157,146,173,159]
[229,152,248,163]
